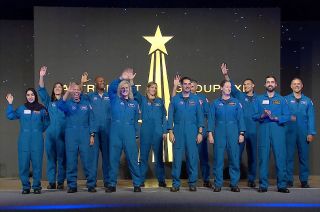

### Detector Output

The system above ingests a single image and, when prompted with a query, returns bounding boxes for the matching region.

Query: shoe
[88,187,97,193]
[258,187,267,193]
[203,181,212,188]
[67,188,77,193]
[133,186,141,192]
[140,183,145,187]
[34,189,41,194]
[189,186,197,192]
[158,181,167,187]
[213,187,221,192]
[47,183,56,189]
[248,181,256,188]
[278,188,290,193]
[231,186,240,192]
[170,187,180,192]
[301,181,310,188]
[22,189,30,194]
[104,183,109,188]
[105,186,116,193]
[287,181,293,188]
[57,183,64,190]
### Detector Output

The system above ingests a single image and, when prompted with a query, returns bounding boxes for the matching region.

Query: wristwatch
[239,132,245,136]
[90,133,95,137]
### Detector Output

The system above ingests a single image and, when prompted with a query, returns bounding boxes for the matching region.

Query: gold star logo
[143,26,173,55]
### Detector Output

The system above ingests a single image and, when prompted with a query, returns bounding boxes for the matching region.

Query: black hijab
[24,88,46,111]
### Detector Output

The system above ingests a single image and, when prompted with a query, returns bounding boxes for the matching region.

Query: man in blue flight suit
[220,63,258,187]
[253,75,291,193]
[81,72,111,188]
[285,77,316,188]
[171,76,211,188]
[57,83,96,193]
[168,76,204,192]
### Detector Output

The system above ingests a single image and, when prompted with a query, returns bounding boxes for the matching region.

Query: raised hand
[173,74,181,87]
[39,66,47,77]
[81,72,90,84]
[6,93,14,104]
[221,63,228,75]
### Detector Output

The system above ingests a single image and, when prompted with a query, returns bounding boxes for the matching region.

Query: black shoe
[88,187,97,193]
[258,187,267,193]
[287,181,293,188]
[105,186,116,193]
[57,183,64,190]
[133,186,141,192]
[203,181,212,188]
[213,187,221,192]
[34,189,41,194]
[231,186,240,192]
[301,181,310,188]
[189,186,197,192]
[104,183,109,188]
[140,183,145,187]
[158,181,167,187]
[67,188,77,193]
[22,189,30,194]
[47,183,56,189]
[170,187,180,192]
[278,188,290,193]
[248,181,256,188]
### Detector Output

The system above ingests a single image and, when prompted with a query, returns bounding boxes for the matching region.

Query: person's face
[120,83,130,97]
[182,79,191,93]
[221,82,231,95]
[243,80,254,93]
[291,79,303,93]
[147,84,157,96]
[72,84,81,100]
[191,82,198,93]
[54,84,63,95]
[265,77,277,92]
[95,77,105,90]
[26,90,35,103]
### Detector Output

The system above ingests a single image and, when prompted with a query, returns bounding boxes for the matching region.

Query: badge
[104,96,109,100]
[245,98,249,102]
[219,103,223,106]
[128,103,135,108]
[93,97,98,101]
[301,101,307,105]
[33,111,40,114]
[199,99,203,105]
[179,101,184,105]
[290,100,295,103]
[52,102,56,107]
[262,100,269,105]
[228,102,236,106]
[154,103,161,107]
[273,100,280,104]
[72,106,77,110]
[189,100,196,106]
[24,110,31,114]
[80,105,88,110]
[148,102,151,106]
[120,102,125,105]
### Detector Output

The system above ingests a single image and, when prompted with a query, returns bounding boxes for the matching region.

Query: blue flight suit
[208,97,246,188]
[6,104,49,191]
[253,92,291,189]
[38,87,66,186]
[168,93,204,188]
[194,93,211,183]
[133,90,167,184]
[285,93,316,184]
[230,81,258,183]
[83,92,111,187]
[57,96,96,189]
[107,79,141,187]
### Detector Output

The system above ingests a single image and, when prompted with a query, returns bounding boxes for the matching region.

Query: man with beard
[253,75,291,193]
[81,73,111,189]
[285,78,316,188]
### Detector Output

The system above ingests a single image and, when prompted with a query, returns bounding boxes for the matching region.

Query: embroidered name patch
[273,100,280,104]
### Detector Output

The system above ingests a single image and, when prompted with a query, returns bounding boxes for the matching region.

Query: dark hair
[25,88,39,103]
[190,79,198,84]
[220,79,230,88]
[265,75,277,83]
[25,88,46,111]
[243,78,255,84]
[51,82,65,101]
[179,76,192,85]
[291,77,303,84]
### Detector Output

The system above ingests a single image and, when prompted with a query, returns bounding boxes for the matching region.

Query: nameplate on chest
[273,100,280,105]
[24,110,31,114]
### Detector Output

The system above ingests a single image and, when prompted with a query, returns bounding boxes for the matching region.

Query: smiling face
[54,83,63,95]
[191,82,198,94]
[95,77,105,91]
[243,79,254,93]
[182,79,191,93]
[265,77,277,92]
[221,81,231,96]
[291,78,303,93]
[26,90,35,103]
[120,83,130,98]
[147,84,157,96]
[71,84,81,101]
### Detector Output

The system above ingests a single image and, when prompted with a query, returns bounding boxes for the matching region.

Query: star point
[143,26,173,55]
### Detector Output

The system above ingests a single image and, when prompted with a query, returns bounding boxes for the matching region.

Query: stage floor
[0,177,320,212]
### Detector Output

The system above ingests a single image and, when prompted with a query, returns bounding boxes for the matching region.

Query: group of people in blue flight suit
[5,63,316,194]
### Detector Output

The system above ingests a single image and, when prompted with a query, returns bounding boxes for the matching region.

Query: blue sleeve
[237,102,246,132]
[57,99,69,114]
[89,103,97,134]
[252,97,263,122]
[41,109,50,132]
[202,96,210,119]
[108,78,121,101]
[196,98,204,129]
[230,80,244,100]
[307,99,316,135]
[133,88,143,105]
[167,99,174,130]
[278,98,291,124]
[135,102,140,138]
[162,100,168,134]
[6,104,20,120]
[38,86,50,108]
[207,103,215,132]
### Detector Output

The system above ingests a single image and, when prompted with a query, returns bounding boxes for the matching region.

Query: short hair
[190,79,198,84]
[243,78,255,84]
[180,76,192,85]
[265,75,277,83]
[220,79,230,88]
[291,77,303,84]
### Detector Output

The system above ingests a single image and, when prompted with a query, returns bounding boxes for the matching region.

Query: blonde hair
[145,81,158,98]
[117,80,134,100]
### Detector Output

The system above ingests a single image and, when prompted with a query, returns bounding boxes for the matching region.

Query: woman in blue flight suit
[57,83,96,193]
[133,81,167,188]
[6,89,49,194]
[106,70,141,193]
[208,80,246,192]
[38,66,66,190]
